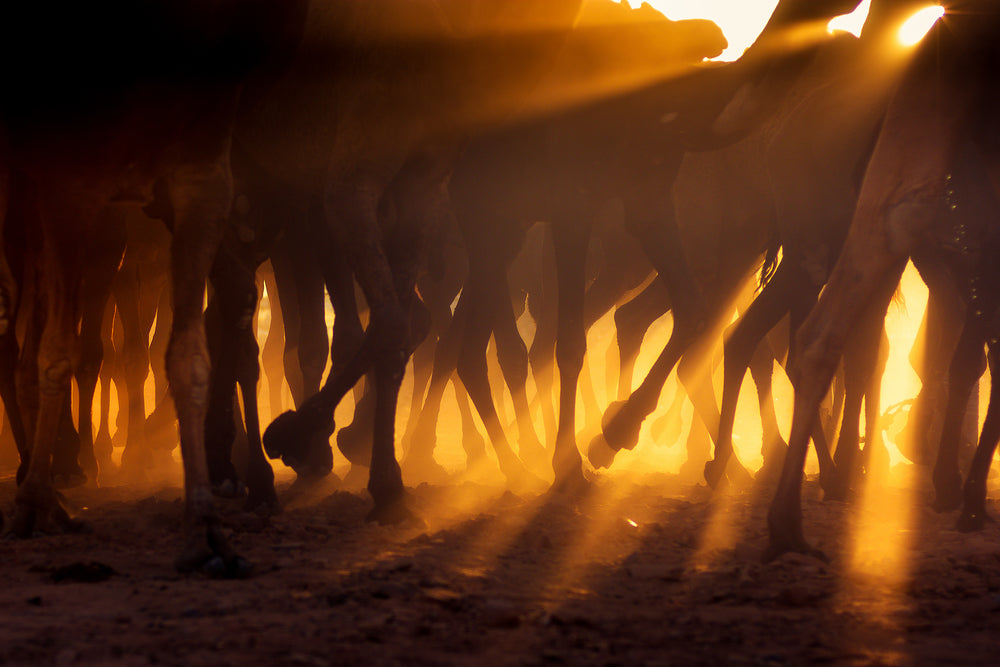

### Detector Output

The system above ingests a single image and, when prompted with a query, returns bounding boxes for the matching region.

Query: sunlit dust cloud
[880,262,929,467]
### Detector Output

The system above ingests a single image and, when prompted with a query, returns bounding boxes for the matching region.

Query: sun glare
[898,5,945,46]
[614,1,780,61]
[827,0,871,38]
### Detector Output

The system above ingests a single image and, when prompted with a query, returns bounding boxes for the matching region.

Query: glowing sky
[640,0,781,60]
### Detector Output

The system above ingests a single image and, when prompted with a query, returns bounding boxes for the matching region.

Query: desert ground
[1,460,999,667]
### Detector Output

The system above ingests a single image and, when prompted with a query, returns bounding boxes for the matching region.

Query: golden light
[827,0,871,38]
[898,5,945,46]
[626,518,639,527]
[613,1,780,61]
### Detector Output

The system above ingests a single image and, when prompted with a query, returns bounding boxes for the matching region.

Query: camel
[943,215,1000,531]
[919,126,1000,518]
[408,0,867,493]
[1,0,308,574]
[199,142,375,509]
[765,2,999,561]
[590,0,888,480]
[702,1,944,497]
[257,0,589,523]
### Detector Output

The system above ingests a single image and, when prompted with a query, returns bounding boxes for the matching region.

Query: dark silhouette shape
[765,3,1000,561]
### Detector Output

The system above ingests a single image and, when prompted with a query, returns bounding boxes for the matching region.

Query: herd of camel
[0,0,997,575]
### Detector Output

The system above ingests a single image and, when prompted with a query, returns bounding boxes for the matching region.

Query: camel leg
[404,295,467,476]
[549,218,590,491]
[93,300,117,474]
[595,182,706,464]
[901,269,965,464]
[165,129,251,575]
[958,342,1000,532]
[0,319,26,476]
[860,326,890,478]
[769,147,952,559]
[235,287,278,513]
[267,153,449,523]
[399,239,466,452]
[74,210,126,484]
[320,229,370,468]
[455,267,537,486]
[527,278,559,446]
[11,188,88,537]
[0,237,26,482]
[144,283,176,448]
[270,212,330,409]
[614,276,670,401]
[767,23,984,557]
[0,146,23,486]
[932,311,987,512]
[204,243,256,497]
[268,246,305,407]
[749,334,788,481]
[767,204,931,561]
[114,260,152,481]
[707,263,807,489]
[362,153,456,521]
[259,263,286,418]
[825,302,889,501]
[295,206,334,402]
[451,378,486,461]
[492,276,547,473]
[339,297,430,468]
[15,262,42,481]
[400,315,438,453]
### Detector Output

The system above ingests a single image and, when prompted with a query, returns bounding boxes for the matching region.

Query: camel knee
[167,334,211,413]
[456,341,489,396]
[38,356,73,397]
[497,337,530,389]
[371,304,408,382]
[556,329,585,380]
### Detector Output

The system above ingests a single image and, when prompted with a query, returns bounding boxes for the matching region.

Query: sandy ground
[0,462,999,667]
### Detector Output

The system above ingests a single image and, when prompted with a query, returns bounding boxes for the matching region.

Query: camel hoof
[402,454,451,486]
[212,478,247,500]
[502,462,546,496]
[764,509,828,564]
[52,470,88,491]
[754,454,785,486]
[956,507,992,533]
[9,504,36,539]
[551,466,590,497]
[762,539,829,565]
[366,498,422,527]
[518,437,549,476]
[821,474,851,503]
[175,528,252,579]
[727,461,755,489]
[932,475,963,513]
[264,410,334,477]
[601,400,641,452]
[336,423,372,466]
[244,488,281,516]
[587,433,617,469]
[7,499,88,538]
[703,459,726,490]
